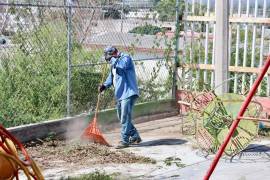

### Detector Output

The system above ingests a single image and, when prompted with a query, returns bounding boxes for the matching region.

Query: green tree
[154,0,185,22]
[155,0,177,22]
[154,1,206,22]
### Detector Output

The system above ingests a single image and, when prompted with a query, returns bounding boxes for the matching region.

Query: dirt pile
[26,139,156,170]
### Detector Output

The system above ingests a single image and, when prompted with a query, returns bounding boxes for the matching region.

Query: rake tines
[81,117,110,146]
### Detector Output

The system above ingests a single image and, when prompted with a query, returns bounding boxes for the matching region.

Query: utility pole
[214,0,229,94]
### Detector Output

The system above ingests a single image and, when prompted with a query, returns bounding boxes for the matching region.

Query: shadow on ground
[229,143,270,163]
[132,138,187,147]
[243,143,270,153]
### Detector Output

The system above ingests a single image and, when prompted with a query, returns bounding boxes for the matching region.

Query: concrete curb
[8,100,178,142]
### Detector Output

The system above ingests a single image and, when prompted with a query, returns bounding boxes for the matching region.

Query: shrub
[0,22,108,127]
[129,24,163,35]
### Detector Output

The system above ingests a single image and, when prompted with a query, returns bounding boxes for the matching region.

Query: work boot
[115,141,129,149]
[129,137,142,144]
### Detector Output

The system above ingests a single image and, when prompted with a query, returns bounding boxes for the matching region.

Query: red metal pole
[204,55,270,180]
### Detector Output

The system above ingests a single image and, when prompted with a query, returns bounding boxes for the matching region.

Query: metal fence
[181,0,270,96]
[1,0,270,128]
[0,1,174,127]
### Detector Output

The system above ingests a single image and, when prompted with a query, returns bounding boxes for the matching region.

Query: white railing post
[214,0,229,94]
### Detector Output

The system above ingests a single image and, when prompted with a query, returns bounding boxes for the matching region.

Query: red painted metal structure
[0,125,44,179]
[204,55,270,180]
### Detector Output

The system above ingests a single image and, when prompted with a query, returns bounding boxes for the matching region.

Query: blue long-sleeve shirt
[103,52,139,101]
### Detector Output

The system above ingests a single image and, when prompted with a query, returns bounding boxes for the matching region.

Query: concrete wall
[8,99,178,142]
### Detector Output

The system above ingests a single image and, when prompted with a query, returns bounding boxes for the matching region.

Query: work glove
[98,84,106,93]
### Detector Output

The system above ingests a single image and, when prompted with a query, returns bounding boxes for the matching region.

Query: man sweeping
[99,46,142,149]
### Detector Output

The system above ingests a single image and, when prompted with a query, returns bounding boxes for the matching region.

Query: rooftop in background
[123,0,154,8]
[85,31,212,53]
[85,32,170,51]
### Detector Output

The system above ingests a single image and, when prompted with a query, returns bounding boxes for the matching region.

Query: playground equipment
[204,56,270,179]
[177,76,263,156]
[0,125,44,180]
[195,93,261,156]
[177,58,270,178]
[0,138,17,179]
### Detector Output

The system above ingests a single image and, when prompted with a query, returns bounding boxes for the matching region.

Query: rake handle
[93,64,107,121]
[94,93,101,120]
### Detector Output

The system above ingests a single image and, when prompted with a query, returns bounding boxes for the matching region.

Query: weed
[164,157,186,168]
[259,128,270,137]
[61,171,114,180]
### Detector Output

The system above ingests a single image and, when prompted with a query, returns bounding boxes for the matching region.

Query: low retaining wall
[8,99,178,142]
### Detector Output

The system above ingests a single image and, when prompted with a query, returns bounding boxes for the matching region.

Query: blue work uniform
[103,52,140,144]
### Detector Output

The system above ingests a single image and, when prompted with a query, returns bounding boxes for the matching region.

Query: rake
[81,65,110,146]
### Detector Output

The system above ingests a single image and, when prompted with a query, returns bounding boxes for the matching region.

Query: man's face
[104,52,118,63]
[104,52,113,62]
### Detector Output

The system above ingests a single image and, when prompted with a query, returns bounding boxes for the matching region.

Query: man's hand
[98,84,106,93]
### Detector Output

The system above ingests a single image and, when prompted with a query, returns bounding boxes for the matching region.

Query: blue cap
[104,46,118,55]
[0,38,6,45]
[104,46,118,61]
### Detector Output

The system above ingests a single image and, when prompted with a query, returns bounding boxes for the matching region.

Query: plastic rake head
[81,117,110,146]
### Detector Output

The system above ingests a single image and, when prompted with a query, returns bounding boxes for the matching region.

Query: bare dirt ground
[26,140,156,170]
[24,116,270,180]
